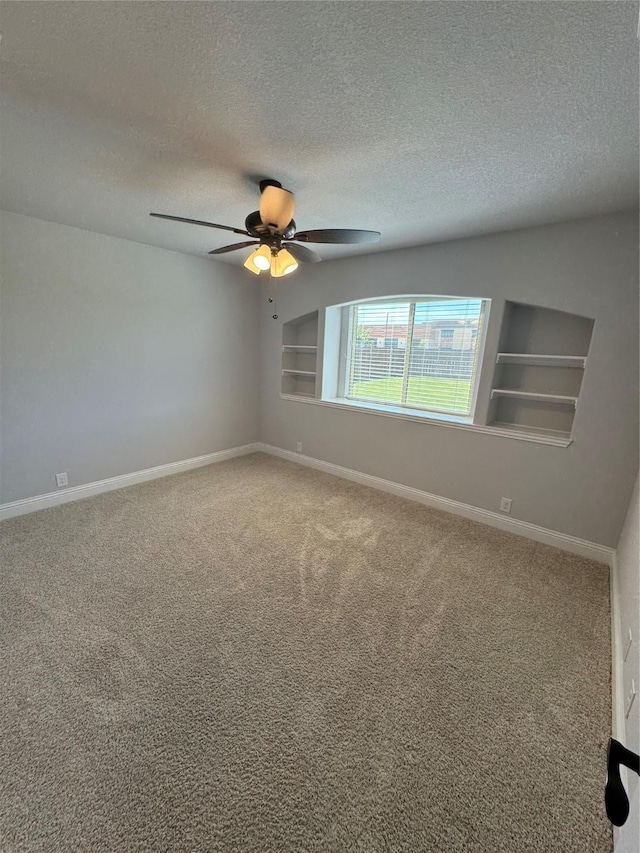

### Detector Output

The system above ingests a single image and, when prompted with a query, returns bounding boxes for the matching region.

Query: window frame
[338,296,490,423]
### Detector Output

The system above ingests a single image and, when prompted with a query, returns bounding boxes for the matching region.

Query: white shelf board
[496,353,586,368]
[491,388,577,406]
[490,421,572,445]
[282,345,318,351]
[282,369,317,377]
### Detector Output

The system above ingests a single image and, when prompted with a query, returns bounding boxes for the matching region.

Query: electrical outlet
[55,472,68,488]
[296,442,302,452]
[499,497,512,513]
[625,679,637,719]
[624,628,633,662]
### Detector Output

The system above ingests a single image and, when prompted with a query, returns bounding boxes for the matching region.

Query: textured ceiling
[0,2,638,264]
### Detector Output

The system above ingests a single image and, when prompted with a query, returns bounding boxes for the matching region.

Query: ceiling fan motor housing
[245,211,296,241]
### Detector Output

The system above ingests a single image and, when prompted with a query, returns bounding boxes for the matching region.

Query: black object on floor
[605,738,640,827]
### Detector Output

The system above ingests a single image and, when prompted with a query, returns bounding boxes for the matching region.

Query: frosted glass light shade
[270,248,299,278]
[243,251,261,274]
[244,245,271,274]
[259,186,295,232]
[254,245,272,270]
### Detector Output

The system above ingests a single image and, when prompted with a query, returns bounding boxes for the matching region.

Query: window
[337,297,489,419]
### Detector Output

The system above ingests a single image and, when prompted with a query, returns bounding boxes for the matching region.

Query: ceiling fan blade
[208,241,259,255]
[282,242,321,264]
[293,229,381,244]
[259,185,295,232]
[150,212,250,236]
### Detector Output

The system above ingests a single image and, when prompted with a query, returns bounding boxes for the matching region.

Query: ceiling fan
[150,179,381,278]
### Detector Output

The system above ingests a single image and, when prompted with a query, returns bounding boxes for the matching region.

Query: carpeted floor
[0,452,611,852]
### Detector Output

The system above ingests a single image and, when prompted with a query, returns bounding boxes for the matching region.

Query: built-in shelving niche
[281,311,319,398]
[488,302,594,442]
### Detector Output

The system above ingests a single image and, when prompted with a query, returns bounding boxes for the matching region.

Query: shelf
[282,345,318,351]
[490,421,572,445]
[491,304,593,440]
[496,353,586,368]
[281,311,319,397]
[491,388,578,406]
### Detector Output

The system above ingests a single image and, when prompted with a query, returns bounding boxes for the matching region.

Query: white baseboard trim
[610,551,628,851]
[610,552,628,784]
[2,440,615,565]
[256,443,614,565]
[610,552,626,740]
[0,443,261,521]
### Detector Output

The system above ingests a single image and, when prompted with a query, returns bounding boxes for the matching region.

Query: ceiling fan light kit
[150,178,380,297]
[243,244,297,277]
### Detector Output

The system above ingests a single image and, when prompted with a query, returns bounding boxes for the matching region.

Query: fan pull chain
[267,270,278,319]
[269,293,278,319]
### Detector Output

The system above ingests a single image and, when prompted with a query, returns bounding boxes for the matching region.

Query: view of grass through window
[350,377,472,410]
[346,298,487,416]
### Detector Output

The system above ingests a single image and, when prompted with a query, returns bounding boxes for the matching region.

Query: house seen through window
[335,296,490,420]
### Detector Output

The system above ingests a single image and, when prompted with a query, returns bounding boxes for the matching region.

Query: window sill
[279,394,572,447]
[340,397,472,425]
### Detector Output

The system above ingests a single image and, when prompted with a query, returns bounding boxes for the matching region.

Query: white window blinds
[346,298,488,416]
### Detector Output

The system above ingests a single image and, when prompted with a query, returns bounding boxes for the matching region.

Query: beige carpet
[0,452,611,852]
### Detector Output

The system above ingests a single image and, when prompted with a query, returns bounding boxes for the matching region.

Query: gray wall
[0,211,259,503]
[258,212,639,547]
[614,474,639,853]
[2,210,637,547]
